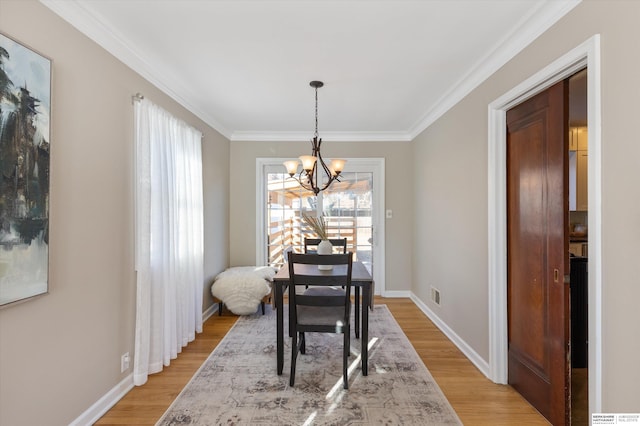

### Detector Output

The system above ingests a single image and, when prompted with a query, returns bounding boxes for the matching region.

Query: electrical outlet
[431,287,441,306]
[121,352,130,373]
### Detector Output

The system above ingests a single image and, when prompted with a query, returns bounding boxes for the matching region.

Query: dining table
[272,260,374,377]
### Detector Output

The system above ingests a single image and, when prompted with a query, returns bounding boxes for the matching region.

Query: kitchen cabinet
[569,127,588,211]
[569,242,588,257]
[570,256,588,368]
[569,128,578,151]
[575,150,588,211]
[569,127,588,151]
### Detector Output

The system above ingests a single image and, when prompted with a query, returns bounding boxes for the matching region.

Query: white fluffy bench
[211,266,276,316]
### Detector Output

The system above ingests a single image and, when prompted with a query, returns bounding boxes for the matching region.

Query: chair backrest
[287,252,353,309]
[304,238,347,254]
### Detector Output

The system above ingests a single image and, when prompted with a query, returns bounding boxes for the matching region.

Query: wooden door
[506,80,570,425]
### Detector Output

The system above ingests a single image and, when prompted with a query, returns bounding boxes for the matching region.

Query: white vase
[317,239,333,270]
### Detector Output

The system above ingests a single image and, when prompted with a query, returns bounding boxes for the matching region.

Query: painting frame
[0,31,52,308]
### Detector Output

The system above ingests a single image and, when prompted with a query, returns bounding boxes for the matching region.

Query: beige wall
[0,2,230,425]
[412,0,640,411]
[229,141,414,293]
[4,0,640,422]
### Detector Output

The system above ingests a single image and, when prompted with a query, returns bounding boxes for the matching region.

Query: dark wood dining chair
[304,237,361,338]
[304,238,347,254]
[303,238,347,282]
[287,252,354,389]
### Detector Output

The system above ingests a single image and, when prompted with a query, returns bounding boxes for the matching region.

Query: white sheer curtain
[133,98,204,386]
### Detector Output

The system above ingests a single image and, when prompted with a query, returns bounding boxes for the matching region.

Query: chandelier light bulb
[283,160,299,176]
[329,159,346,175]
[299,155,317,172]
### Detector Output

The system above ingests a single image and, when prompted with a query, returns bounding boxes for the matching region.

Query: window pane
[324,172,373,272]
[266,168,373,275]
[266,173,314,267]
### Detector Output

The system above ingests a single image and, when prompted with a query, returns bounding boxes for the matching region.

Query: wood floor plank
[96,298,549,425]
[383,298,549,426]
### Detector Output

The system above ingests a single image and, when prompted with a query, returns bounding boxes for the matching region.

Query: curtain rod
[131,92,204,139]
[132,92,144,104]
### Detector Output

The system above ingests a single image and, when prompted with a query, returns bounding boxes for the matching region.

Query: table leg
[288,286,294,338]
[354,286,360,339]
[276,282,283,375]
[362,283,369,376]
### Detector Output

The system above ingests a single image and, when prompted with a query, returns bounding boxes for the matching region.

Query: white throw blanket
[211,266,276,315]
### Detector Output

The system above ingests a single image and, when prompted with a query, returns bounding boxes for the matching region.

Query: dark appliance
[570,256,588,368]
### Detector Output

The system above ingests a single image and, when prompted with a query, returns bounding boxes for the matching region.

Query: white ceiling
[41,0,579,142]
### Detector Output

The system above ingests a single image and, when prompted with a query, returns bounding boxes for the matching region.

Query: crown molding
[230,131,412,142]
[408,0,581,140]
[39,0,233,139]
[41,0,579,143]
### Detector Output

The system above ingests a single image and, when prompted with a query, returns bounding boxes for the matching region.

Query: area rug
[157,304,462,425]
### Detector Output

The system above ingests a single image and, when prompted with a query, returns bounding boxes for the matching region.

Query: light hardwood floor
[96,297,549,425]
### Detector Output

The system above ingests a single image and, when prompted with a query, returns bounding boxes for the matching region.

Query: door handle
[554,269,559,283]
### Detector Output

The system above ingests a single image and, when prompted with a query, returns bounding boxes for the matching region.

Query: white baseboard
[203,302,218,322]
[71,305,219,426]
[381,290,412,298]
[409,292,490,378]
[70,374,133,426]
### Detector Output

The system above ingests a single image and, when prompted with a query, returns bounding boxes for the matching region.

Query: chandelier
[283,81,346,195]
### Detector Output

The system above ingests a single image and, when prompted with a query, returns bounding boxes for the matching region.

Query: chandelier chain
[314,86,319,138]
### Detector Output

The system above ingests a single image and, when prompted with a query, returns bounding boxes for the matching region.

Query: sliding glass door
[258,159,384,293]
[265,172,314,267]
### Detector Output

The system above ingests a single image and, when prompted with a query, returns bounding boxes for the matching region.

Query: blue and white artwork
[0,32,51,306]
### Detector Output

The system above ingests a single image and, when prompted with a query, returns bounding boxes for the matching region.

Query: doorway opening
[488,34,602,419]
[568,68,589,425]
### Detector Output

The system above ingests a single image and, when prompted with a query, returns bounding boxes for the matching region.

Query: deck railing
[267,215,358,267]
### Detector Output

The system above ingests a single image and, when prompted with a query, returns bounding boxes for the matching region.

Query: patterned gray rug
[157,304,462,425]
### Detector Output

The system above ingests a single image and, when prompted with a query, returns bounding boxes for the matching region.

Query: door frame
[487,35,602,414]
[256,157,386,295]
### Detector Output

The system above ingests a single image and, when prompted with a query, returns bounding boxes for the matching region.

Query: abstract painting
[0,32,51,306]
